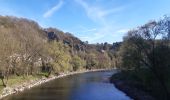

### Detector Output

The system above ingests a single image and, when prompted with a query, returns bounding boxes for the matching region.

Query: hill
[0,15,121,87]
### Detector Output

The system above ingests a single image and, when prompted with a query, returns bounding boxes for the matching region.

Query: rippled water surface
[5,70,132,100]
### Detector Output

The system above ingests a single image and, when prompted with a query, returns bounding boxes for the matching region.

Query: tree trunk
[1,78,6,87]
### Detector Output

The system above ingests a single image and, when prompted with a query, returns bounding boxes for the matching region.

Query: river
[4,70,132,100]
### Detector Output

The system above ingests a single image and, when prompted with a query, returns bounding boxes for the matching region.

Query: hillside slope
[0,15,121,87]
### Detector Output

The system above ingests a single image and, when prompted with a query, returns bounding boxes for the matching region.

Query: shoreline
[110,72,155,100]
[0,69,110,99]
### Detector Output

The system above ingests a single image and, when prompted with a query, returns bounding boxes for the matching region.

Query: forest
[0,16,120,87]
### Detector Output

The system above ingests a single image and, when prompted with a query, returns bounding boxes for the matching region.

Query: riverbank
[0,69,109,99]
[110,72,156,100]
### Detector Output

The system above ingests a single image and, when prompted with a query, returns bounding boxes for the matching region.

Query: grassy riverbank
[0,76,34,86]
[0,69,109,99]
[0,75,41,92]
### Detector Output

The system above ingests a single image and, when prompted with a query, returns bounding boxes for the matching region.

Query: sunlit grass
[0,75,41,93]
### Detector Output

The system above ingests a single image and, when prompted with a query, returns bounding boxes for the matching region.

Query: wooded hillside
[0,15,120,87]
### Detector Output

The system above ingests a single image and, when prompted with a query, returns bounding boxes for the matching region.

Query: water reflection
[4,70,131,100]
[71,83,130,100]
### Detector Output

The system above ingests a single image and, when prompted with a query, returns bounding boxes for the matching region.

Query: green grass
[0,75,41,94]
[37,72,49,77]
[7,75,39,86]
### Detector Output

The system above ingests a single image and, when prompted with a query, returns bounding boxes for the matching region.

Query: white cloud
[76,27,97,33]
[116,29,129,33]
[74,0,126,43]
[43,0,64,18]
[75,0,124,24]
[79,33,105,43]
[80,28,97,33]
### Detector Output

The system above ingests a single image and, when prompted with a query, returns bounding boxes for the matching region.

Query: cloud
[80,28,97,33]
[74,0,126,43]
[76,27,97,33]
[79,33,105,43]
[43,0,64,18]
[116,29,129,33]
[75,0,124,24]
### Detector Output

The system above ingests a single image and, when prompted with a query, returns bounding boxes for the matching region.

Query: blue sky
[0,0,170,43]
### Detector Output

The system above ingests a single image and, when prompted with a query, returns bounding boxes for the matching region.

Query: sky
[0,0,170,43]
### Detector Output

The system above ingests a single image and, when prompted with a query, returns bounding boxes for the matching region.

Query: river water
[4,70,132,100]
